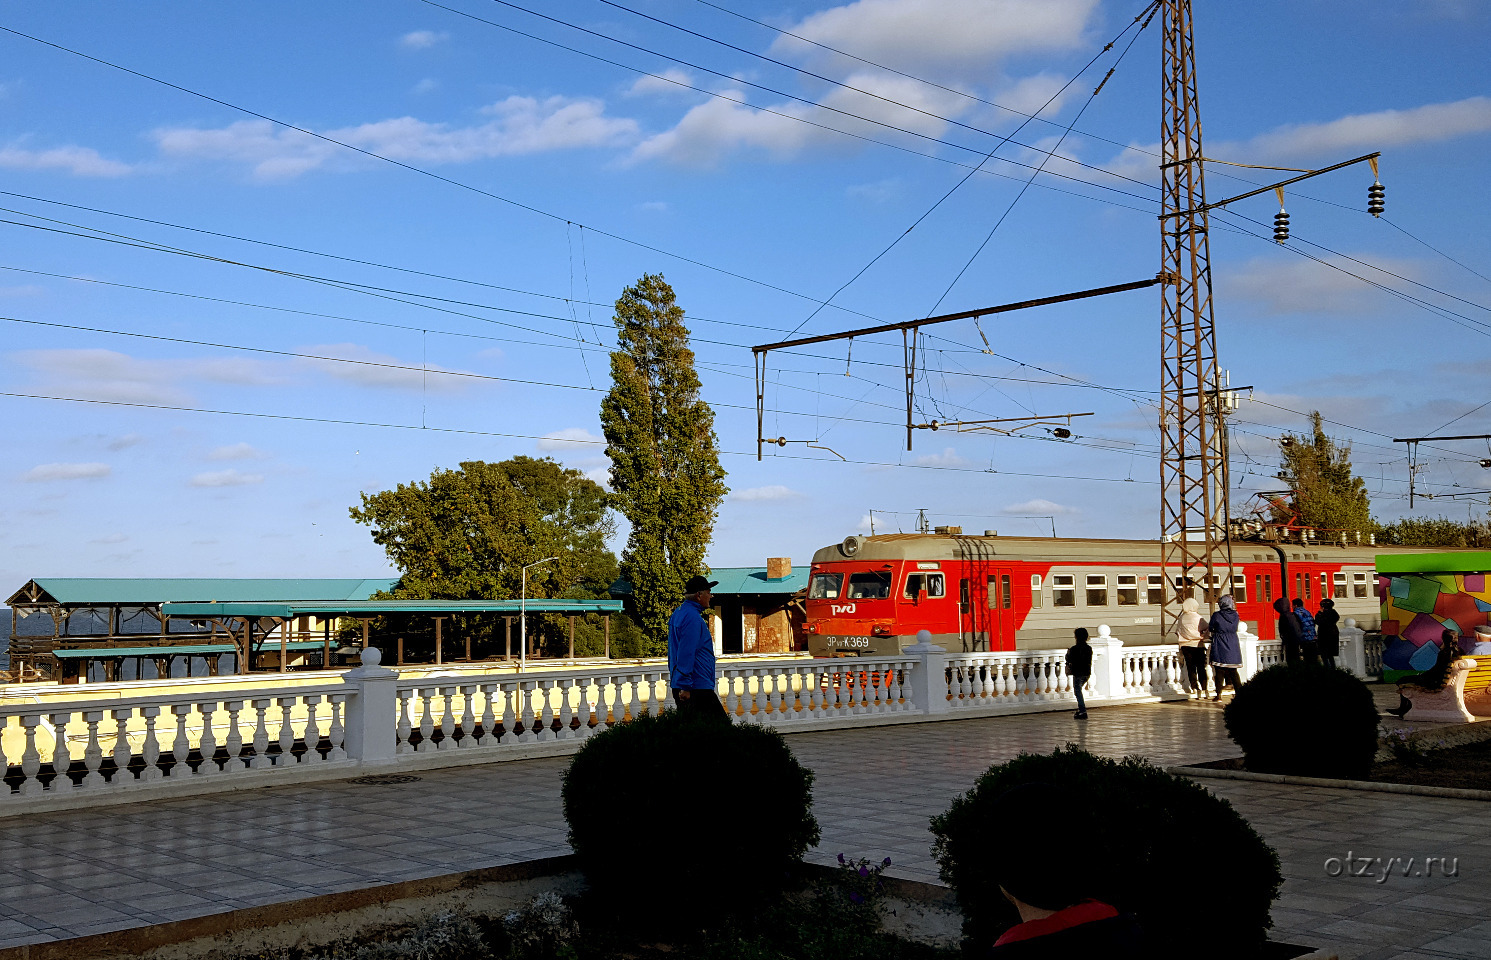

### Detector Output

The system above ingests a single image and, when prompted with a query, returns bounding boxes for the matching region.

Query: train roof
[809,534,1471,566]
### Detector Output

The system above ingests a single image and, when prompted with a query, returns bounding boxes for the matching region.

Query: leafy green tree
[349,457,618,656]
[1378,514,1491,547]
[1273,412,1373,535]
[600,274,728,653]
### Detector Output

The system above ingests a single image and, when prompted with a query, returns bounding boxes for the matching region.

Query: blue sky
[2,0,1489,589]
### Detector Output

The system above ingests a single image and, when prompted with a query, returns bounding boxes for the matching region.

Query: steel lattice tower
[1159,0,1232,627]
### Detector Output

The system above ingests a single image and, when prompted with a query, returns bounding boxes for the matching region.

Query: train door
[983,567,1018,651]
[958,575,991,651]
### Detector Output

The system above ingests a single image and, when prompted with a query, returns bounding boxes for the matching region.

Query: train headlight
[871,624,893,637]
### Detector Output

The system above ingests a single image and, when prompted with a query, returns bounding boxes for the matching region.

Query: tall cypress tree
[1273,411,1373,535]
[600,274,728,652]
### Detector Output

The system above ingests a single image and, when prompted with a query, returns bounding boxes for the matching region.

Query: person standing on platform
[1273,597,1304,665]
[668,574,726,721]
[1208,595,1243,701]
[1065,628,1093,720]
[1315,598,1341,669]
[1293,598,1319,664]
[1174,597,1209,699]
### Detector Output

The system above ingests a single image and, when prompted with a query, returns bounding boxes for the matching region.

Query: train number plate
[828,637,871,649]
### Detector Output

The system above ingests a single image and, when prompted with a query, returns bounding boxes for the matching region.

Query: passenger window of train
[847,571,892,600]
[1030,574,1043,608]
[808,573,843,599]
[1304,573,1312,600]
[1295,573,1304,601]
[1353,572,1369,598]
[1232,575,1247,603]
[1334,573,1347,599]
[1086,574,1108,606]
[1117,575,1139,605]
[1147,574,1164,605]
[1053,575,1076,607]
[1264,576,1274,602]
[1001,575,1012,609]
[904,573,945,599]
[1320,573,1328,599]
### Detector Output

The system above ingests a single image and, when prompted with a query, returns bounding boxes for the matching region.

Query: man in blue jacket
[668,574,726,719]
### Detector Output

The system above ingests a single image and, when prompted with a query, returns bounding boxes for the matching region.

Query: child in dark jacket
[1066,628,1093,720]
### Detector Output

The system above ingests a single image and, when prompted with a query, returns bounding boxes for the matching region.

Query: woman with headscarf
[1315,598,1341,669]
[1174,597,1209,698]
[1208,595,1243,701]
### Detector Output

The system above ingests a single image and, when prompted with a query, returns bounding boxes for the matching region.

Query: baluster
[110,708,133,783]
[417,687,437,752]
[1119,655,1134,695]
[751,669,768,720]
[867,664,885,712]
[196,701,220,775]
[517,681,538,742]
[626,673,642,722]
[81,711,105,788]
[795,666,812,718]
[719,672,736,719]
[974,663,989,701]
[166,704,191,776]
[557,679,575,740]
[765,670,782,718]
[590,678,611,735]
[662,676,677,713]
[900,662,916,711]
[477,683,499,745]
[459,685,477,746]
[575,679,595,738]
[301,696,322,763]
[48,712,75,791]
[1033,658,1049,699]
[437,686,457,750]
[140,706,164,780]
[276,698,296,764]
[327,694,348,761]
[222,703,246,775]
[804,666,822,717]
[249,699,273,769]
[396,689,414,754]
[532,679,552,740]
[19,715,44,795]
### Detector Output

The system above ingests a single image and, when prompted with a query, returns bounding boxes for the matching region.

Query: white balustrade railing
[0,637,1189,813]
[1256,641,1286,671]
[0,683,348,801]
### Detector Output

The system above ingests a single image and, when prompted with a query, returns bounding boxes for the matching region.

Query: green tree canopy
[1273,412,1373,535]
[1379,514,1491,547]
[600,274,728,652]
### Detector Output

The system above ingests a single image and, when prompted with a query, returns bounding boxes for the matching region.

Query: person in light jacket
[1175,597,1209,699]
[1208,595,1243,701]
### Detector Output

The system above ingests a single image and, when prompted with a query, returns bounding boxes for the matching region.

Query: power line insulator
[1480,458,1491,469]
[1272,210,1290,243]
[1368,181,1385,217]
[1053,427,1072,439]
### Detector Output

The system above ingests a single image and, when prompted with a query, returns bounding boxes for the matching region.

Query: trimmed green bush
[930,746,1281,958]
[1225,663,1380,779]
[562,710,820,934]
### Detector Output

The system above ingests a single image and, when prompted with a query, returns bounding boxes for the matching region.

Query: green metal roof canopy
[7,578,399,606]
[161,599,625,618]
[1375,552,1491,574]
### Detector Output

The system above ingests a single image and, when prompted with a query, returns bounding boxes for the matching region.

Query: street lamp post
[520,557,558,672]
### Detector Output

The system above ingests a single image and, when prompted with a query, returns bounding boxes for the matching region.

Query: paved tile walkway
[0,699,1486,959]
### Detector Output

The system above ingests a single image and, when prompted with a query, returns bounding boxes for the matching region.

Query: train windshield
[808,573,843,599]
[847,571,893,600]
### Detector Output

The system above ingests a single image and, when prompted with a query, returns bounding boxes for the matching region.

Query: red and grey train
[802,533,1429,656]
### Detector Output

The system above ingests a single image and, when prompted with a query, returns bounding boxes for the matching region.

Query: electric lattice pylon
[1158,0,1233,631]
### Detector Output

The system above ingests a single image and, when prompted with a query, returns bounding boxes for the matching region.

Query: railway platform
[0,700,1486,960]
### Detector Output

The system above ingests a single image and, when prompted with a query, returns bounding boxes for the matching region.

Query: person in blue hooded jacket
[1208,595,1243,701]
[668,574,726,720]
[1293,598,1319,664]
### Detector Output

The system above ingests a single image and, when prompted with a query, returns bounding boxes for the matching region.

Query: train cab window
[1086,575,1108,606]
[904,573,946,599]
[1254,575,1262,604]
[1117,575,1139,605]
[1232,575,1247,603]
[1353,572,1369,598]
[1052,575,1076,607]
[847,571,892,600]
[1147,574,1164,605]
[1030,574,1043,608]
[808,573,843,599]
[1333,573,1347,599]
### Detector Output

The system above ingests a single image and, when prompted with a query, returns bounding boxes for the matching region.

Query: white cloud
[400,30,448,50]
[208,442,268,461]
[914,446,968,467]
[733,484,804,502]
[412,78,439,96]
[635,200,669,213]
[190,469,265,488]
[1003,498,1078,515]
[992,72,1072,117]
[154,97,638,180]
[0,284,44,297]
[88,533,128,545]
[774,0,1099,78]
[295,343,466,391]
[22,462,111,482]
[1220,254,1429,316]
[584,466,611,489]
[846,177,900,202]
[626,69,699,98]
[0,144,131,177]
[537,427,605,450]
[13,348,277,405]
[106,433,145,451]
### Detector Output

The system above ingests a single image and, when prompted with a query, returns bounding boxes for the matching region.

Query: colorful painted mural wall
[1378,552,1491,681]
